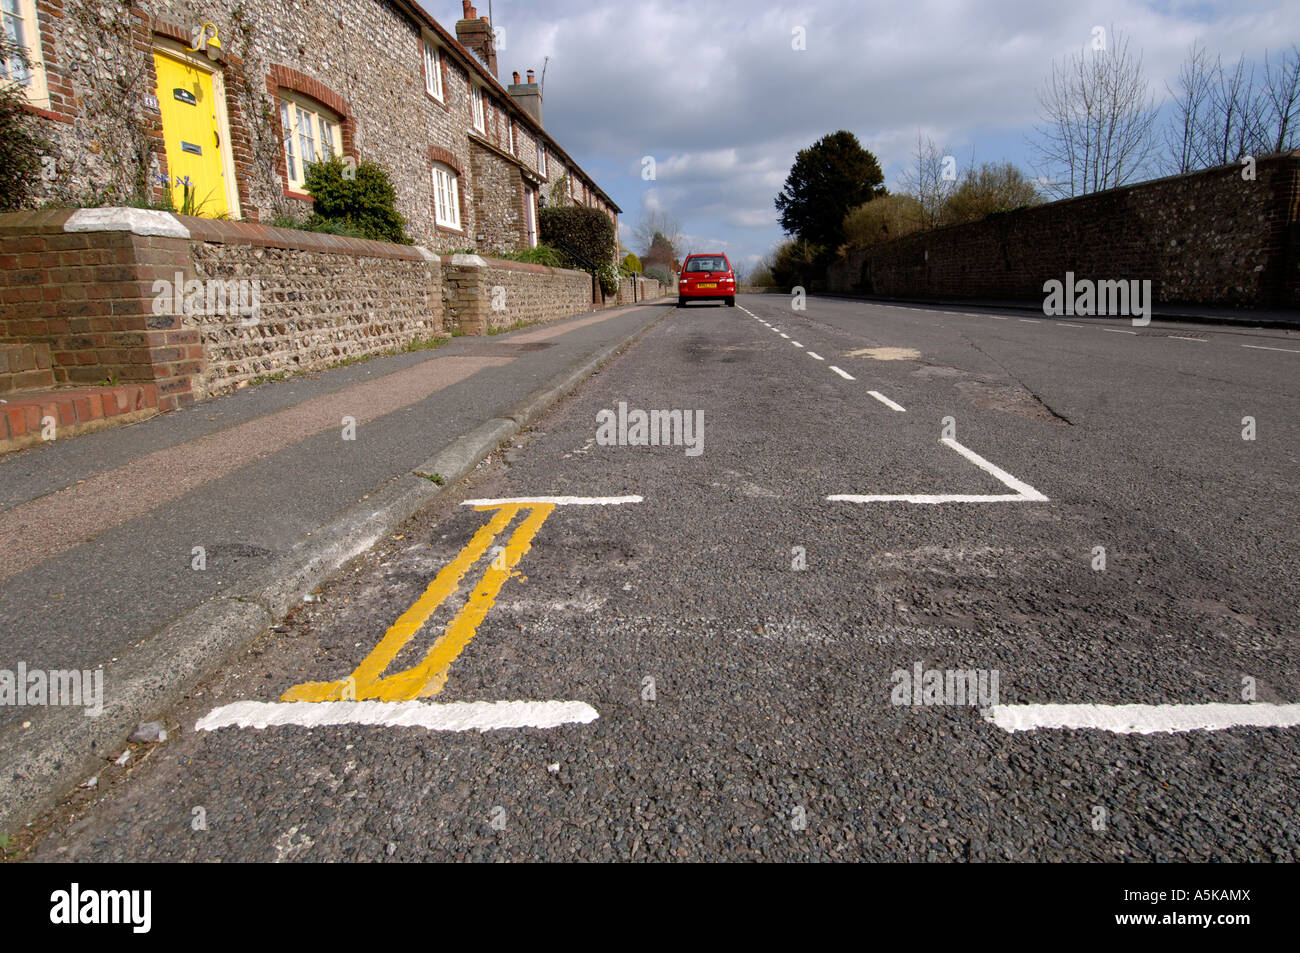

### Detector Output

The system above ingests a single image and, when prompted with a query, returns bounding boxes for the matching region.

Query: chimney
[509,67,542,126]
[455,2,497,77]
[512,71,520,84]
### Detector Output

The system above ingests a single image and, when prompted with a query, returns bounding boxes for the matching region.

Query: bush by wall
[304,156,410,244]
[539,205,616,271]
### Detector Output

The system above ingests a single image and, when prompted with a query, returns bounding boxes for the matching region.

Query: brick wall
[0,208,441,404]
[613,276,667,305]
[442,254,592,334]
[827,152,1300,310]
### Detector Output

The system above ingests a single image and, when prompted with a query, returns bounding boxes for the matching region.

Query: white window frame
[1,0,49,108]
[536,142,547,177]
[508,119,516,155]
[432,163,461,230]
[470,84,485,133]
[423,38,443,101]
[279,91,342,192]
[524,186,537,247]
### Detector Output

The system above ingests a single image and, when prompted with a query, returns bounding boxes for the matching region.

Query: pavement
[0,299,674,833]
[6,294,1299,861]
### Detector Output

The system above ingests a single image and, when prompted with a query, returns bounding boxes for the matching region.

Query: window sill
[284,188,314,202]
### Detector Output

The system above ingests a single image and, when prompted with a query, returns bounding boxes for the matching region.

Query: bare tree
[632,209,683,259]
[1031,28,1158,197]
[1205,53,1270,165]
[1262,45,1300,153]
[1163,41,1216,173]
[898,134,959,228]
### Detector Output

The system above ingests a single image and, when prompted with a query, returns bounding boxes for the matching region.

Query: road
[22,294,1300,861]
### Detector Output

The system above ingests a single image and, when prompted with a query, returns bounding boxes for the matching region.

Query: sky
[423,0,1299,275]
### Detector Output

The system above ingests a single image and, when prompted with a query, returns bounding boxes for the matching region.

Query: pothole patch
[847,347,922,361]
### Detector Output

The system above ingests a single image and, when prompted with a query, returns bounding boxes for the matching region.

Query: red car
[678,253,736,307]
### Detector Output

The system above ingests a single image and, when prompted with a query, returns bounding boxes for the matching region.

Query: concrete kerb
[0,301,674,836]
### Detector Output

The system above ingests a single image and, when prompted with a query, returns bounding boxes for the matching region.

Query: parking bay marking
[984,703,1300,734]
[828,437,1048,504]
[198,496,640,731]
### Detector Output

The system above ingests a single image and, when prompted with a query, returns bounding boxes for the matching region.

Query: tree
[769,239,825,289]
[941,162,1040,225]
[899,134,959,229]
[841,194,925,250]
[775,130,885,250]
[641,230,679,274]
[632,209,682,260]
[1031,28,1158,197]
[1163,41,1217,174]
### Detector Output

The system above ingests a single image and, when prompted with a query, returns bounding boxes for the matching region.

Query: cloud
[426,1,1300,265]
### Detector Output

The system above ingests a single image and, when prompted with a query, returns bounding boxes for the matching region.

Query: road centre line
[1105,328,1138,334]
[1019,319,1040,323]
[984,702,1300,734]
[197,699,600,732]
[867,391,907,412]
[780,332,790,339]
[792,341,804,347]
[1242,344,1300,353]
[807,351,825,360]
[1169,336,1206,342]
[828,437,1048,504]
[830,365,856,380]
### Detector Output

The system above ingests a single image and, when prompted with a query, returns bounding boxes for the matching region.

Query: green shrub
[596,261,619,296]
[0,39,51,212]
[620,252,642,275]
[303,154,409,244]
[538,205,615,272]
[497,244,564,267]
[268,214,369,240]
[643,264,673,285]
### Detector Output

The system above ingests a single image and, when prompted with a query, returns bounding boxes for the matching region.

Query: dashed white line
[1105,328,1138,335]
[1019,319,1041,324]
[779,332,790,339]
[196,699,601,733]
[1169,336,1206,342]
[1061,323,1085,328]
[807,351,825,361]
[867,391,906,412]
[1242,344,1300,354]
[829,365,855,380]
[988,315,1008,320]
[984,702,1300,734]
[792,342,804,348]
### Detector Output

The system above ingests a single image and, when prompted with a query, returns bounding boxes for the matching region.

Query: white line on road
[792,342,804,348]
[828,437,1048,504]
[1019,319,1041,323]
[984,702,1300,734]
[196,699,600,733]
[460,495,643,506]
[988,315,1007,320]
[779,332,790,339]
[1061,323,1085,328]
[1105,328,1138,334]
[829,365,855,380]
[867,390,907,412]
[807,351,825,360]
[1169,336,1207,342]
[1242,344,1300,354]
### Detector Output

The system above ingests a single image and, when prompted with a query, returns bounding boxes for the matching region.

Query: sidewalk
[0,299,674,832]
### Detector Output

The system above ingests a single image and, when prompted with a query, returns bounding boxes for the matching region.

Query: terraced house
[11,0,620,253]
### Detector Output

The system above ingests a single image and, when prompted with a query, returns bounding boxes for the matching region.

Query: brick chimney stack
[455,1,497,77]
[509,67,542,126]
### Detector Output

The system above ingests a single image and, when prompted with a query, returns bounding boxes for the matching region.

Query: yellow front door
[153,50,229,217]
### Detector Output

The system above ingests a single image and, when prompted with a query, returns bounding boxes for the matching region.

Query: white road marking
[1105,328,1138,335]
[984,702,1300,734]
[779,332,790,339]
[792,342,804,348]
[807,351,825,361]
[460,495,642,506]
[196,699,600,733]
[1019,319,1040,324]
[988,315,1007,320]
[867,390,907,412]
[1169,336,1206,342]
[1242,344,1300,354]
[1061,323,1085,328]
[828,437,1048,504]
[830,365,856,380]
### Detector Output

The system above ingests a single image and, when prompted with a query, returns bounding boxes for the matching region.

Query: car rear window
[685,257,728,273]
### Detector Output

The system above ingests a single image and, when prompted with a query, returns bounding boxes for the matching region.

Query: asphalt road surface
[25,294,1300,861]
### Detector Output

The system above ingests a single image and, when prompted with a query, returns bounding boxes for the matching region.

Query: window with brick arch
[432,163,461,230]
[279,92,342,192]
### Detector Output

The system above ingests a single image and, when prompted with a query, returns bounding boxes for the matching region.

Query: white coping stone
[413,246,438,260]
[64,207,191,239]
[449,253,489,268]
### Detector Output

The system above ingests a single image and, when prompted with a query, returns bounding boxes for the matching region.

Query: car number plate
[698,282,717,289]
